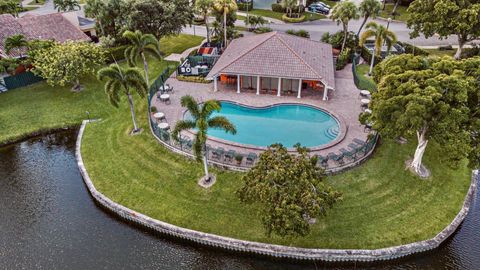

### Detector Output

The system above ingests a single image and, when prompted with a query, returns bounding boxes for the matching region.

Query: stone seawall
[76,120,479,262]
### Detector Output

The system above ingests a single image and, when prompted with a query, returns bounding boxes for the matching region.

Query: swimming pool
[186,102,340,148]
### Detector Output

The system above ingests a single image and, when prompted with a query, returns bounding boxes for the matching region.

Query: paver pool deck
[151,64,370,166]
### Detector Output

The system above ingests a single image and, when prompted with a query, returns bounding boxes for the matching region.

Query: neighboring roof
[207,32,335,88]
[0,13,90,58]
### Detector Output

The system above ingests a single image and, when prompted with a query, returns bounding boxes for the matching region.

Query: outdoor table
[160,94,170,104]
[153,112,165,120]
[360,90,371,97]
[158,122,170,130]
[361,99,371,106]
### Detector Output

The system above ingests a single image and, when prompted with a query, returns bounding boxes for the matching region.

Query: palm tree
[359,21,397,75]
[213,0,237,48]
[357,0,381,37]
[172,96,236,181]
[4,34,29,56]
[331,1,359,53]
[282,0,297,18]
[122,30,162,85]
[53,0,80,12]
[97,64,148,133]
[195,0,214,43]
[84,0,106,36]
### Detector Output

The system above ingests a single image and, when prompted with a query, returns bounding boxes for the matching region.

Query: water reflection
[0,130,478,269]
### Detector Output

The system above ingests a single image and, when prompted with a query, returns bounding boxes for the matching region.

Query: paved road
[21,1,460,47]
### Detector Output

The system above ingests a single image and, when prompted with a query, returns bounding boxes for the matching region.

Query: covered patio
[207,32,336,100]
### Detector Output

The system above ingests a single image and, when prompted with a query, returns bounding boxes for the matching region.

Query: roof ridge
[218,31,278,74]
[275,34,325,82]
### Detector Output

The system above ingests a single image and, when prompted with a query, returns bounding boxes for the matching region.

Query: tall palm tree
[123,30,162,85]
[359,21,397,75]
[282,0,297,18]
[172,96,236,181]
[97,64,148,133]
[213,0,237,48]
[53,0,80,12]
[195,0,214,43]
[357,0,381,37]
[331,1,359,53]
[84,0,106,36]
[4,34,29,56]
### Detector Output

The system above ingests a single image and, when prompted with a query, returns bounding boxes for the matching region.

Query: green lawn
[80,84,471,249]
[424,48,456,57]
[379,4,410,22]
[355,64,377,92]
[0,34,202,145]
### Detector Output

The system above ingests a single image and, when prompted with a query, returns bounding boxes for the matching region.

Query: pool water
[188,102,340,148]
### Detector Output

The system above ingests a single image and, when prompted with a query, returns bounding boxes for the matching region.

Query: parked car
[312,2,331,9]
[308,4,330,15]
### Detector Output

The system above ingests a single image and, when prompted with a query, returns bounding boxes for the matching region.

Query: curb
[76,119,478,262]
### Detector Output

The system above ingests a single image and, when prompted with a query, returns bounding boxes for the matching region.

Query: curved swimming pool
[186,101,340,148]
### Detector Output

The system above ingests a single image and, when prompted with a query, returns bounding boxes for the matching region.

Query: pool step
[324,126,339,139]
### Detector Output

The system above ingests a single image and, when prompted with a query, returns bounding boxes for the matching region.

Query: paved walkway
[151,64,370,167]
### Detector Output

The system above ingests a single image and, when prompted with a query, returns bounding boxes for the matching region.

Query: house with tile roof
[206,31,336,100]
[0,12,90,59]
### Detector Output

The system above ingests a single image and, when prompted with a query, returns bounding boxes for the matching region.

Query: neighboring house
[0,12,91,59]
[207,31,336,100]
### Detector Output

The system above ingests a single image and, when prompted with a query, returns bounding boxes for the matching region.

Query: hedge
[237,2,253,11]
[397,41,429,56]
[271,3,284,12]
[281,14,306,23]
[177,75,210,84]
[105,45,128,63]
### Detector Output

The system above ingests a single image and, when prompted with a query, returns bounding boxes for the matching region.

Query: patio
[150,63,372,170]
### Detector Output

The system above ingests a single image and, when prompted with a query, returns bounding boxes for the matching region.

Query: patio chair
[339,148,354,161]
[224,150,235,162]
[327,152,344,165]
[348,143,361,158]
[353,138,367,147]
[315,154,329,168]
[246,152,257,165]
[212,147,225,160]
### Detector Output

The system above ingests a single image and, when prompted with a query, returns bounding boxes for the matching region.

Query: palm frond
[359,29,375,46]
[201,99,221,119]
[180,95,201,119]
[192,135,204,161]
[97,65,122,81]
[171,120,196,142]
[208,116,237,134]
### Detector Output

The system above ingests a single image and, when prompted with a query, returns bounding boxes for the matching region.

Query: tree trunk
[391,0,400,17]
[203,144,210,179]
[141,52,149,84]
[98,19,105,36]
[127,92,139,132]
[454,36,465,60]
[357,16,368,37]
[382,0,387,10]
[341,24,348,53]
[205,13,210,43]
[410,128,429,176]
[223,10,228,48]
[71,78,82,92]
[369,49,375,75]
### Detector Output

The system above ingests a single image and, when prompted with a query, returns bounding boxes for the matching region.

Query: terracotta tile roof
[207,32,335,88]
[0,13,90,58]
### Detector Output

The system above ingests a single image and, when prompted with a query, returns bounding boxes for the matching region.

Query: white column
[277,77,281,96]
[297,79,302,98]
[214,75,218,92]
[237,74,241,94]
[256,76,260,95]
[323,86,329,101]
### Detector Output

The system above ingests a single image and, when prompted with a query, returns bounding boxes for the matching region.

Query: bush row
[177,75,210,84]
[237,2,253,11]
[281,14,306,23]
[397,41,429,56]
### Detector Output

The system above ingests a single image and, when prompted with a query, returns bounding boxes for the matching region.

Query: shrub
[397,41,429,56]
[360,46,382,67]
[254,27,273,34]
[237,2,253,11]
[286,29,310,38]
[321,31,359,51]
[150,106,157,113]
[281,14,305,23]
[177,75,210,83]
[336,48,351,70]
[462,45,480,58]
[105,45,128,63]
[271,3,284,12]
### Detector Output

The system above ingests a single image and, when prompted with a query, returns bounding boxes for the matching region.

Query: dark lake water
[0,130,479,269]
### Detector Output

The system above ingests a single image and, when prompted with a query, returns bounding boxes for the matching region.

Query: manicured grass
[379,4,409,22]
[0,34,201,144]
[424,48,456,57]
[355,64,377,92]
[80,89,471,249]
[26,0,45,5]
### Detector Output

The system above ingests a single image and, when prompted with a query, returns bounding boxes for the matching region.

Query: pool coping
[77,119,479,262]
[181,101,348,153]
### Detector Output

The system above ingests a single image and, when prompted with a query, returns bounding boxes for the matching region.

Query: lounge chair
[246,152,257,165]
[212,147,225,160]
[353,138,367,147]
[348,143,361,157]
[327,152,344,165]
[339,148,354,160]
[315,154,329,168]
[224,150,235,162]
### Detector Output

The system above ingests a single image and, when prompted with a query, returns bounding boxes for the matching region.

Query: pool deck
[151,64,370,166]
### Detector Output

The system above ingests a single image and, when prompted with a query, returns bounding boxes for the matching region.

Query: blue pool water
[187,102,340,148]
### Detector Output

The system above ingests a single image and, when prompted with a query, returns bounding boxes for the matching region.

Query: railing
[147,68,379,173]
[352,54,377,92]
